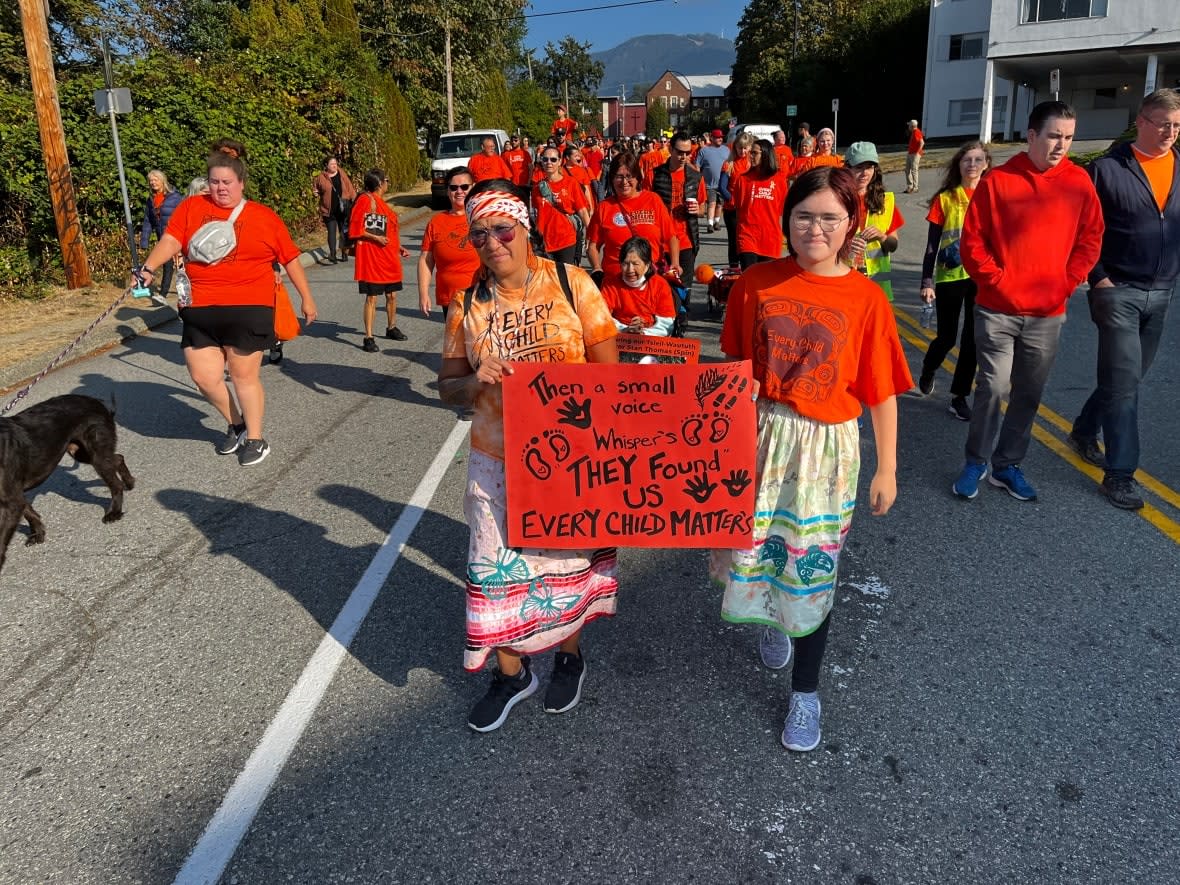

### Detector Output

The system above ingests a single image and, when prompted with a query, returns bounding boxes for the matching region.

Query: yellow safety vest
[862,191,895,300]
[934,186,971,284]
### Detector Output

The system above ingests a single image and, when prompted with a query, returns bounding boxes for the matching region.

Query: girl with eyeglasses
[437,179,621,733]
[532,149,592,266]
[714,166,911,753]
[586,151,679,285]
[418,166,482,317]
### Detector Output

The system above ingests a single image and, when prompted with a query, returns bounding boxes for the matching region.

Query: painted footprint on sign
[522,429,573,480]
[709,411,730,443]
[682,410,730,446]
[711,374,749,410]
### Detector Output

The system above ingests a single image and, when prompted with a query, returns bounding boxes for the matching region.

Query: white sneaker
[781,691,822,752]
[758,626,793,670]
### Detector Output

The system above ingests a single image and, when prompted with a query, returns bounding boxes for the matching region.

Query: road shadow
[73,370,214,444]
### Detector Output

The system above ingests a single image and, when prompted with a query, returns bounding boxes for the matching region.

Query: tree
[532,36,605,132]
[471,70,512,131]
[645,99,669,138]
[510,79,556,140]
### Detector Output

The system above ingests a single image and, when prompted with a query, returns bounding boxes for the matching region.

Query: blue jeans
[1072,283,1174,479]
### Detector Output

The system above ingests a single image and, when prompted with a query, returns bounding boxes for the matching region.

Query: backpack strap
[553,258,575,308]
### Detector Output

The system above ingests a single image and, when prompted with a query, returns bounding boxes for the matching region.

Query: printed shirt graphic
[349,194,403,284]
[587,191,676,277]
[421,211,481,306]
[735,171,789,258]
[720,258,913,423]
[502,148,532,187]
[443,258,618,460]
[165,195,300,308]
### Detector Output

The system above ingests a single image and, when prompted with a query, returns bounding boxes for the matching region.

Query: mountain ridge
[592,33,735,97]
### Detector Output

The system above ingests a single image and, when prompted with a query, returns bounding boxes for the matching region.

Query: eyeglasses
[448,183,471,192]
[467,223,518,248]
[789,212,850,232]
[613,174,637,182]
[539,156,560,163]
[1141,115,1180,134]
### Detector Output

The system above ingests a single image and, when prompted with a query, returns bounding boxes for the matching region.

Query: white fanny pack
[187,199,247,265]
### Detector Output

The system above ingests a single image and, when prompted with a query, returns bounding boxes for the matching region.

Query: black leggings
[920,277,977,397]
[723,208,738,266]
[738,252,772,271]
[157,258,175,296]
[791,612,832,693]
[324,211,348,259]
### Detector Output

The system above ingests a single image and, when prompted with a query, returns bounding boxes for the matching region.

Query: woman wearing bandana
[438,179,621,733]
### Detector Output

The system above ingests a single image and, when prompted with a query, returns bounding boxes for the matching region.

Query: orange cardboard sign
[503,361,756,548]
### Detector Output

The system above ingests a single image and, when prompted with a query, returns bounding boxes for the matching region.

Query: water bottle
[920,302,935,329]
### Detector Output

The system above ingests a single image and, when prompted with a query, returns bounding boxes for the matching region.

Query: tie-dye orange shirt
[444,257,618,460]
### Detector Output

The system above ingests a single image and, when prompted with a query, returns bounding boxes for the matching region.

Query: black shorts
[359,281,403,296]
[180,305,274,353]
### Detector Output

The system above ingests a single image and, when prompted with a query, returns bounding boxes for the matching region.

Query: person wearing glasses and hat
[437,179,620,733]
[844,141,905,300]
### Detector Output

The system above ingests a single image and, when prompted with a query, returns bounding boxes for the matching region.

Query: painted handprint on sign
[556,396,593,430]
[721,468,752,497]
[684,471,718,504]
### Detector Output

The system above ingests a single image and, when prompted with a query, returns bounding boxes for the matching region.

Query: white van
[727,123,782,145]
[430,129,511,208]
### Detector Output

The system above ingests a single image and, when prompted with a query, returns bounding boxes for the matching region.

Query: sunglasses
[448,183,471,192]
[673,149,692,157]
[467,223,518,248]
[539,156,560,163]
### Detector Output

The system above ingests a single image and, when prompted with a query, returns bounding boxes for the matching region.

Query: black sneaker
[1067,432,1105,467]
[1101,476,1144,510]
[269,342,283,365]
[468,657,538,732]
[217,423,246,455]
[238,438,270,467]
[386,326,408,341]
[917,373,935,396]
[362,336,379,352]
[948,396,971,422]
[543,651,587,714]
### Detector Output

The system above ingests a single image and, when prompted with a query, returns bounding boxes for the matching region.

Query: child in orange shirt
[714,165,912,754]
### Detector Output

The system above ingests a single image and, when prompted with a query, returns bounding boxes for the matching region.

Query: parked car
[726,123,781,145]
[430,129,511,208]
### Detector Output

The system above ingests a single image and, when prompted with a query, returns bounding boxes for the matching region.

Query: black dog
[0,394,135,573]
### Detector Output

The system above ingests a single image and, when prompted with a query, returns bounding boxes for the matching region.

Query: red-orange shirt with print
[166,196,300,308]
[468,153,512,182]
[587,191,677,277]
[502,147,532,187]
[723,155,751,210]
[533,174,590,252]
[349,194,404,284]
[599,274,677,326]
[735,171,789,258]
[720,258,913,423]
[420,210,481,307]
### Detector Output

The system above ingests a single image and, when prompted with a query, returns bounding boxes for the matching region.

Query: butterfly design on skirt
[468,548,531,600]
[795,545,835,586]
[519,577,581,623]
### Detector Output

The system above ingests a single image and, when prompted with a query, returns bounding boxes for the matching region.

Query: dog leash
[1,285,141,415]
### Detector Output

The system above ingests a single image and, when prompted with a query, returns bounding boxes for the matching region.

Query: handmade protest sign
[614,332,701,364]
[503,361,756,549]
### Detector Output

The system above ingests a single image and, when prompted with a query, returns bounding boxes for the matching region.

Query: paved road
[2,160,1177,884]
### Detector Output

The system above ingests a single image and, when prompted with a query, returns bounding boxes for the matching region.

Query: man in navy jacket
[1069,88,1180,510]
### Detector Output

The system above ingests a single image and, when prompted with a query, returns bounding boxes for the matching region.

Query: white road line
[173,420,471,885]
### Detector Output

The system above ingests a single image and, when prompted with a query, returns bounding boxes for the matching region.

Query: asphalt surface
[1,155,1177,885]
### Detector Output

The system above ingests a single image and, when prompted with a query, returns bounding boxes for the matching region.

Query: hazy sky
[522,0,742,52]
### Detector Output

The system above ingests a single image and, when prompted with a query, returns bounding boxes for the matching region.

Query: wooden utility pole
[18,0,92,288]
[444,16,455,132]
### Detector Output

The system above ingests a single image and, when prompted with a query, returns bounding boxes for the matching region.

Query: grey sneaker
[543,651,587,713]
[1101,476,1144,511]
[759,626,793,670]
[1067,432,1105,467]
[782,691,822,752]
[217,423,246,455]
[238,438,270,467]
[468,657,539,732]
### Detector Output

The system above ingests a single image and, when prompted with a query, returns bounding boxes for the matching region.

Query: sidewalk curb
[0,205,436,401]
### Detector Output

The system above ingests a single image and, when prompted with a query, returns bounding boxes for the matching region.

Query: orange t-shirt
[719,257,913,423]
[599,274,677,326]
[774,145,795,170]
[502,148,532,187]
[152,192,165,210]
[552,118,577,142]
[349,194,403,284]
[583,147,604,178]
[165,196,300,308]
[533,174,590,252]
[443,257,618,460]
[639,150,664,179]
[735,171,789,258]
[1133,145,1175,212]
[908,128,925,155]
[420,210,481,307]
[722,155,751,210]
[793,154,843,179]
[587,191,677,277]
[926,186,976,225]
[468,153,512,182]
[564,163,597,208]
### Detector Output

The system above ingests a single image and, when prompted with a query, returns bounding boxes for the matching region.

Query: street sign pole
[832,98,840,152]
[99,37,138,269]
[1050,68,1060,101]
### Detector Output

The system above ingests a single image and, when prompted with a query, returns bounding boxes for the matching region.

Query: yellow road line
[892,304,1180,543]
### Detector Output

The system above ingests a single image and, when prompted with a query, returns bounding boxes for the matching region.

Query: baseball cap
[711,129,724,138]
[844,141,880,166]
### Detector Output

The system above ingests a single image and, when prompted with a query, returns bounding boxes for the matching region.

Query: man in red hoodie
[952,101,1104,502]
